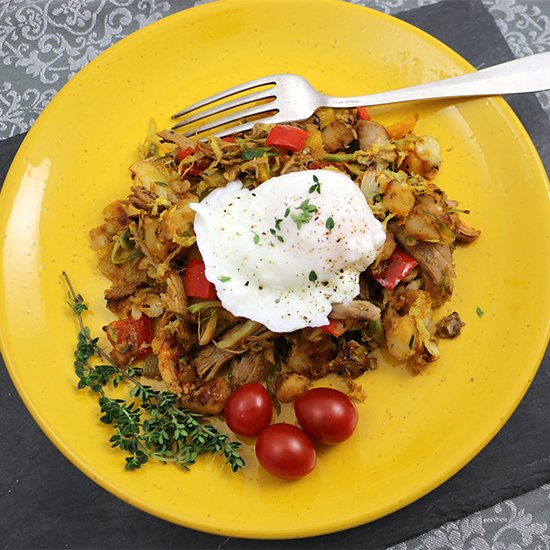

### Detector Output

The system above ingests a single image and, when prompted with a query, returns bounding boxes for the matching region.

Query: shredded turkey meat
[92,106,479,413]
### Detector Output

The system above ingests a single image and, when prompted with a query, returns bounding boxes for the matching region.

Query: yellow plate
[1,0,549,539]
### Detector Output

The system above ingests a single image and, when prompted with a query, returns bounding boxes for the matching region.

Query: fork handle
[323,51,550,109]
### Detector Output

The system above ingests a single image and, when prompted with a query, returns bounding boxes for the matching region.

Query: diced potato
[315,107,337,128]
[89,225,109,250]
[403,136,440,179]
[102,201,130,231]
[275,372,310,403]
[382,180,416,218]
[404,209,441,242]
[383,312,418,361]
[321,120,355,153]
[304,127,325,159]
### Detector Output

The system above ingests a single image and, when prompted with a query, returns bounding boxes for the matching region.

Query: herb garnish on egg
[191,169,386,333]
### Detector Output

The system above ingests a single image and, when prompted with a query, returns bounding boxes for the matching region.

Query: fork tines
[171,75,281,137]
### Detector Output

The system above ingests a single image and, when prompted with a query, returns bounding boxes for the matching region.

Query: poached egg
[191,169,385,333]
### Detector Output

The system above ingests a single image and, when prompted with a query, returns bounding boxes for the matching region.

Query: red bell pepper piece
[371,247,417,290]
[176,146,195,161]
[357,106,371,121]
[321,319,346,337]
[265,125,309,152]
[185,160,210,177]
[105,316,153,361]
[185,259,217,300]
[176,146,210,176]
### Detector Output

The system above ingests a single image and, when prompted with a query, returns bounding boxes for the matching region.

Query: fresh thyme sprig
[62,271,244,473]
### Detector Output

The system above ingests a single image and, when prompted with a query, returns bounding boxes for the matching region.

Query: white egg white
[190,169,386,333]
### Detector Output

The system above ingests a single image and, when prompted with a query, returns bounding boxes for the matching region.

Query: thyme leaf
[290,199,318,229]
[62,271,244,473]
[308,174,321,194]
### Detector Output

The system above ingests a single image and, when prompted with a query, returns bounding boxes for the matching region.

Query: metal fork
[172,51,550,138]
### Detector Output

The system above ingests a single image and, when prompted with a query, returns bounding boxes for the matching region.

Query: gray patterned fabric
[1,0,550,137]
[0,0,194,136]
[1,0,549,548]
[390,484,550,550]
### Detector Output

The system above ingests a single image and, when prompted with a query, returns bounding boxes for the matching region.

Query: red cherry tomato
[294,387,358,445]
[255,423,316,480]
[224,383,273,437]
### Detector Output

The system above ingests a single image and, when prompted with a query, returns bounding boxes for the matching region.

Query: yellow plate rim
[1,0,549,539]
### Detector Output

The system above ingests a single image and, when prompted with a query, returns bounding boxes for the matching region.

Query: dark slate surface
[1,1,549,549]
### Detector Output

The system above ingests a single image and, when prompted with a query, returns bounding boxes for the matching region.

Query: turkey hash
[90,107,480,417]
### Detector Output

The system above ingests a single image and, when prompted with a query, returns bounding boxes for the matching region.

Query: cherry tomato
[224,383,273,437]
[294,387,358,445]
[255,423,316,480]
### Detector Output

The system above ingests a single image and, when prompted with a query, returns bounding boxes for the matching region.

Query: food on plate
[294,387,358,445]
[64,273,245,473]
[192,169,385,332]
[255,423,317,480]
[90,105,479,421]
[223,382,273,437]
